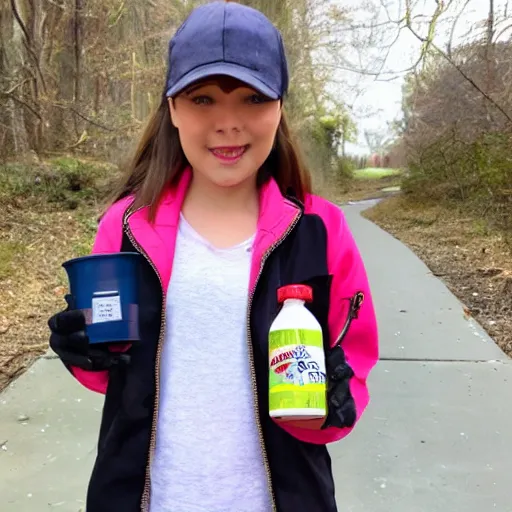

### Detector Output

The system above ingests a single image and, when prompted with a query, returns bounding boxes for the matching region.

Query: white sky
[330,0,511,155]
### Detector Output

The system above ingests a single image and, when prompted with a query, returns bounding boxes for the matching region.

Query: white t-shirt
[149,214,272,512]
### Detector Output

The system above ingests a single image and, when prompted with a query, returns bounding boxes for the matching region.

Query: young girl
[48,2,378,511]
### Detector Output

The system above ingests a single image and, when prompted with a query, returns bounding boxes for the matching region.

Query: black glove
[48,295,130,371]
[322,345,356,429]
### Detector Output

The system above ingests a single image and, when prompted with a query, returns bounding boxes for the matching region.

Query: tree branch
[404,0,512,125]
[54,104,116,132]
[447,0,472,57]
[0,92,42,120]
[9,0,48,94]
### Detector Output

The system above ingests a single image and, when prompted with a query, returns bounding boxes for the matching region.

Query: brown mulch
[363,196,512,356]
[2,173,510,393]
[0,204,96,391]
[333,174,402,204]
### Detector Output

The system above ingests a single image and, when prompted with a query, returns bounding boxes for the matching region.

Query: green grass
[355,167,402,180]
[0,157,118,210]
[0,241,25,280]
[72,210,98,256]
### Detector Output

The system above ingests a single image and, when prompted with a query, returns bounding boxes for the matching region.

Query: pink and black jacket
[71,169,379,512]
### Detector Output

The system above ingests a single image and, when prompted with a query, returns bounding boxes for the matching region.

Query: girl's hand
[48,295,131,371]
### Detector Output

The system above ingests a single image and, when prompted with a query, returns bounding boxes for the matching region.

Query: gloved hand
[48,295,130,371]
[322,345,356,429]
[321,292,363,430]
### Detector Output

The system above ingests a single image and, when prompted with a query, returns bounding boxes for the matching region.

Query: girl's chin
[201,169,259,189]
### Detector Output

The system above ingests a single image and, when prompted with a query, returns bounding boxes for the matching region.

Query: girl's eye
[247,94,269,104]
[192,96,213,105]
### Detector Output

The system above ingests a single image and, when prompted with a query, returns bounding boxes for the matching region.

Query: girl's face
[169,76,282,190]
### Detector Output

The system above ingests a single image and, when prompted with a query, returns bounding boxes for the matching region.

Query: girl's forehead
[184,75,258,95]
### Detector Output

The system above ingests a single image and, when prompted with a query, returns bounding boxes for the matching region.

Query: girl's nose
[214,107,244,134]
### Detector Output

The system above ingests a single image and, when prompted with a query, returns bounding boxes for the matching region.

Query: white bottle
[268,284,327,421]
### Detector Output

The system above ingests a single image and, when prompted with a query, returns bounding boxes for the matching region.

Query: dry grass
[331,172,403,204]
[364,196,512,356]
[0,205,97,390]
[0,164,402,391]
[3,162,508,392]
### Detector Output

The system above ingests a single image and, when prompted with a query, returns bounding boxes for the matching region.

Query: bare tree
[1,0,360,195]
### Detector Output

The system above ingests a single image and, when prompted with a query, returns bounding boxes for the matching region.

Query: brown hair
[107,93,312,221]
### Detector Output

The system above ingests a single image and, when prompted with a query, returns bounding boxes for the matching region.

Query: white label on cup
[92,294,122,324]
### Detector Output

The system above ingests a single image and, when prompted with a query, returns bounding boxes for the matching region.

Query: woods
[0,1,365,388]
[1,0,194,157]
[0,0,358,190]
[1,0,511,396]
[2,0,511,201]
[387,0,512,233]
[2,0,511,222]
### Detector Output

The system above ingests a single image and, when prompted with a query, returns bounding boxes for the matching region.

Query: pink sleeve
[70,202,128,394]
[281,198,379,444]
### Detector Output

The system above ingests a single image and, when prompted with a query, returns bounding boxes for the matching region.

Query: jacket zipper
[124,202,302,512]
[334,291,364,347]
[122,206,166,512]
[246,206,302,512]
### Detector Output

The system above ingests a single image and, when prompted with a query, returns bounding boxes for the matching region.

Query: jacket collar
[250,176,302,291]
[125,167,302,294]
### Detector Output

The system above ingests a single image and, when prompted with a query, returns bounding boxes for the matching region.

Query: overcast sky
[332,0,510,155]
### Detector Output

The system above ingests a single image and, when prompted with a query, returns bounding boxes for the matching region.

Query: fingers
[48,307,132,371]
[64,294,75,310]
[115,353,131,365]
[323,345,357,429]
[329,363,353,383]
[49,330,89,357]
[48,309,86,335]
[67,331,90,354]
[87,349,131,370]
[54,346,115,371]
[53,348,93,370]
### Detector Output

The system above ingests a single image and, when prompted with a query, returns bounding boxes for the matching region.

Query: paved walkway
[332,202,511,512]
[1,202,511,511]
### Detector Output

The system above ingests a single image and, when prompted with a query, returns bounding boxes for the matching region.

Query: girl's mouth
[209,145,249,164]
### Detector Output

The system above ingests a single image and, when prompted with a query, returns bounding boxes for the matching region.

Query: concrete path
[1,202,511,511]
[332,202,512,512]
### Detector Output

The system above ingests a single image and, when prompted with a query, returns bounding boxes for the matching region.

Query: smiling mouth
[209,145,249,161]
[210,144,249,158]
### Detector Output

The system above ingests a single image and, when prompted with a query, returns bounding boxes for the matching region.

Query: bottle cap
[277,284,313,303]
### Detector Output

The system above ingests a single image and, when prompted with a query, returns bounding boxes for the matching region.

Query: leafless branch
[9,0,48,94]
[53,104,116,132]
[447,0,472,57]
[0,92,42,120]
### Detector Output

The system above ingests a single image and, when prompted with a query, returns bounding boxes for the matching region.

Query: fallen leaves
[0,316,10,335]
[53,285,67,297]
[364,196,512,356]
[0,205,96,391]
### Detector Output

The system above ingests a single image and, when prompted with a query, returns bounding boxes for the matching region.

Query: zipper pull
[351,291,364,318]
[334,291,365,348]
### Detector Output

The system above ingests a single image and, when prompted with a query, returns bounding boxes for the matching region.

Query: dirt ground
[334,172,402,204]
[1,170,510,392]
[0,204,96,391]
[363,196,512,357]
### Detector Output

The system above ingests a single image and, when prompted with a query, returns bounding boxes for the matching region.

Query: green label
[268,329,326,413]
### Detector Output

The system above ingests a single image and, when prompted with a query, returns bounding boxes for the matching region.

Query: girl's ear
[168,98,179,128]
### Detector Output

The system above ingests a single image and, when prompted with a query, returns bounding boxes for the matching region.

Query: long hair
[107,93,312,221]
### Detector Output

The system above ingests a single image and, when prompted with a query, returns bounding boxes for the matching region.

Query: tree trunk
[73,0,84,137]
[484,0,495,128]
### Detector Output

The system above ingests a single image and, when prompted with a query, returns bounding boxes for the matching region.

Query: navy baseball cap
[165,1,289,99]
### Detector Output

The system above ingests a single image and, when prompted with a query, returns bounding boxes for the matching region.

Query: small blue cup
[62,253,142,344]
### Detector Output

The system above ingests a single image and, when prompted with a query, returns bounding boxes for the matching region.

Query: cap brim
[166,62,280,99]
